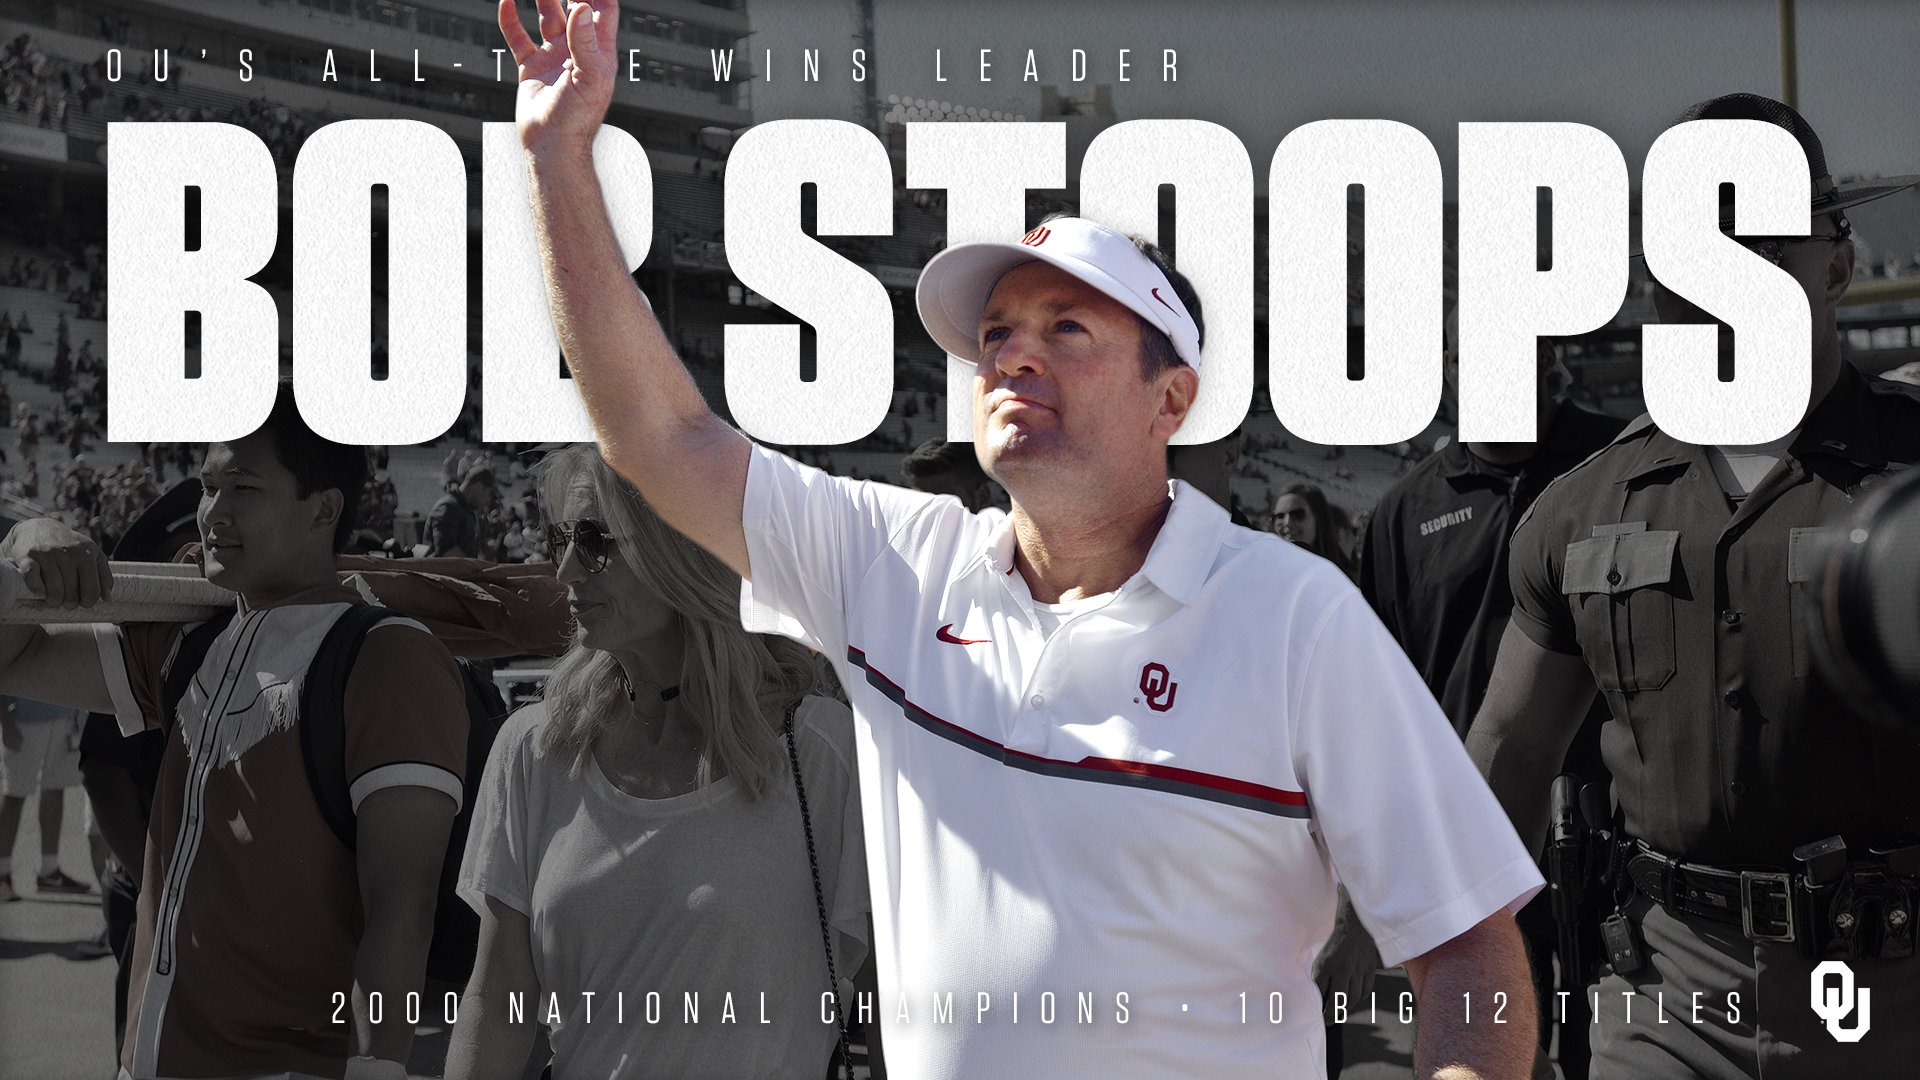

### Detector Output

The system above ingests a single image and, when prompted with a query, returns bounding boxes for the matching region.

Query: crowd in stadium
[1,32,89,131]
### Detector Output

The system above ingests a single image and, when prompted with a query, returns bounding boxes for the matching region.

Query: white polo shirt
[741,445,1541,1078]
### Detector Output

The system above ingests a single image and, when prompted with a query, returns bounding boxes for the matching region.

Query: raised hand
[497,0,620,154]
[1,518,113,610]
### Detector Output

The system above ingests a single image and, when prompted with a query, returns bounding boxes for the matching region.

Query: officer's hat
[1674,92,1920,230]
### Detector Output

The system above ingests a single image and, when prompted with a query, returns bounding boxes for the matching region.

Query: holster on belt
[1610,833,1920,961]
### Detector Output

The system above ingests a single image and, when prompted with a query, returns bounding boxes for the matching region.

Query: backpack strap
[299,604,401,852]
[160,612,235,738]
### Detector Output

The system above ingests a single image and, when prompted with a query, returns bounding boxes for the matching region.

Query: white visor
[914,217,1202,369]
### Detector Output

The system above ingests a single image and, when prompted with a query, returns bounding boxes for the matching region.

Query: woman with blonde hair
[448,444,869,1080]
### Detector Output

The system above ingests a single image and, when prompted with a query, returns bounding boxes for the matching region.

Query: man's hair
[1129,235,1206,379]
[901,438,989,486]
[1038,210,1206,381]
[256,379,367,553]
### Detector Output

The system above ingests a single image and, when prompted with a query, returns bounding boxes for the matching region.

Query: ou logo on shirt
[1139,662,1178,713]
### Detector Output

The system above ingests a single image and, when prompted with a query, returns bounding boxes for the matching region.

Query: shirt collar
[1136,480,1230,605]
[1619,424,1696,482]
[1433,439,1480,480]
[1620,364,1888,481]
[236,582,362,614]
[953,480,1229,607]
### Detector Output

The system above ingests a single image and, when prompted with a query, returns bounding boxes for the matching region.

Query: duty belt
[1621,838,1920,960]
[1625,842,1798,942]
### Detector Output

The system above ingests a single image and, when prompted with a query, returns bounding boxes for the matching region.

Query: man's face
[1650,211,1853,367]
[462,477,497,511]
[971,261,1184,487]
[197,434,338,596]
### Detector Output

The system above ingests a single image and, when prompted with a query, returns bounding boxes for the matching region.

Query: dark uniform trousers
[1506,366,1920,1080]
[1590,893,1918,1079]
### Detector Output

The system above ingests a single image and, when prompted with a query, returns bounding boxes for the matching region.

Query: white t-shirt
[1708,429,1799,501]
[457,695,868,1080]
[739,446,1542,1079]
[1009,576,1115,638]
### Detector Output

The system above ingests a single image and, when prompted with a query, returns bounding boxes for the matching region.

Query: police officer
[1361,324,1624,1078]
[1466,93,1920,1079]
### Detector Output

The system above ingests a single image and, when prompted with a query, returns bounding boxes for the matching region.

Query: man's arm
[0,520,116,713]
[79,756,150,886]
[1402,910,1538,1080]
[340,557,572,660]
[350,785,458,1068]
[1463,624,1598,859]
[0,625,115,714]
[500,0,752,577]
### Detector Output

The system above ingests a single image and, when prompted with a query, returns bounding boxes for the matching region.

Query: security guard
[1466,93,1920,1080]
[1362,332,1625,739]
[1361,331,1623,1079]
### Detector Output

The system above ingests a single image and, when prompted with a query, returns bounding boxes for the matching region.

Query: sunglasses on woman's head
[547,519,611,573]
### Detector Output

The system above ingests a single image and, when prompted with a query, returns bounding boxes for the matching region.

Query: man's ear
[1825,238,1856,305]
[1154,365,1201,442]
[312,487,345,540]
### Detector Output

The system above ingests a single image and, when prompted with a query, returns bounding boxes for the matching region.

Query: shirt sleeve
[1291,590,1544,968]
[341,620,468,813]
[90,621,185,736]
[457,707,538,917]
[1506,494,1579,655]
[738,444,941,659]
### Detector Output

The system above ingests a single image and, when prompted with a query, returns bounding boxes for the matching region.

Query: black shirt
[1360,399,1626,743]
[1508,366,1920,865]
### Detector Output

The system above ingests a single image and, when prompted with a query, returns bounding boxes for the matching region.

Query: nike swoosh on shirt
[936,624,991,645]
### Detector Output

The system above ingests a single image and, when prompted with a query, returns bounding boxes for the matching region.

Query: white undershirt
[1707,430,1798,501]
[1007,574,1116,638]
